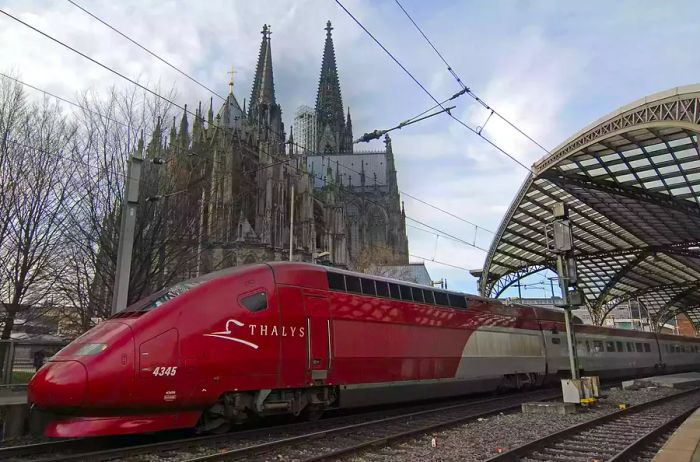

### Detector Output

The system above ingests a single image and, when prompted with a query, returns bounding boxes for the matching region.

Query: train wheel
[197,400,234,434]
[302,405,325,421]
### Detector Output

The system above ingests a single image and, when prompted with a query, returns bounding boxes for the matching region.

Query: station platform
[0,390,27,406]
[623,372,700,390]
[654,407,700,462]
[0,390,28,440]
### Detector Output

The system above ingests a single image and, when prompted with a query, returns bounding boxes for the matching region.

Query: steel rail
[181,389,562,462]
[607,407,697,462]
[9,389,557,462]
[484,387,700,462]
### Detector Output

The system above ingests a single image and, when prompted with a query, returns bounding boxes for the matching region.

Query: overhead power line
[354,104,455,143]
[409,253,472,271]
[66,0,228,103]
[400,191,495,234]
[333,0,532,172]
[0,9,188,123]
[393,0,551,156]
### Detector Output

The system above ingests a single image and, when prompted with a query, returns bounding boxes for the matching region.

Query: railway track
[179,389,562,462]
[0,389,560,462]
[485,387,700,462]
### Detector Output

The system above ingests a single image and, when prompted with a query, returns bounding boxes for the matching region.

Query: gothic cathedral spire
[249,24,276,117]
[315,20,349,154]
[247,24,284,144]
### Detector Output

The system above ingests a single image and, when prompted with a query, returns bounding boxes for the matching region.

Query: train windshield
[145,281,200,310]
[128,281,201,312]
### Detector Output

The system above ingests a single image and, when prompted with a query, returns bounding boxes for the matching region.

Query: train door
[304,295,332,382]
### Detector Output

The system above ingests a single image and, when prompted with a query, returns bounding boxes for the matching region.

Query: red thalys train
[29,262,700,437]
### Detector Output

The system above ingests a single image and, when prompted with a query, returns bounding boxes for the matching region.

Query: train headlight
[75,343,108,356]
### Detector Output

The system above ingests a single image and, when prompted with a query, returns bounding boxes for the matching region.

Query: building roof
[307,151,388,188]
[477,84,700,330]
[378,262,433,285]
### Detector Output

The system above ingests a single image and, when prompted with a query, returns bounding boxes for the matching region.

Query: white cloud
[2,0,700,294]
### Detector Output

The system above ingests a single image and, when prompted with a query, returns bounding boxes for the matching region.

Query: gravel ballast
[347,386,680,462]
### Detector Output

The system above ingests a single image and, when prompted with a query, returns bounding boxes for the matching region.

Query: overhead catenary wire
[66,0,228,103]
[405,216,489,253]
[409,253,472,271]
[400,191,495,234]
[393,0,552,156]
[1,7,487,264]
[333,0,533,172]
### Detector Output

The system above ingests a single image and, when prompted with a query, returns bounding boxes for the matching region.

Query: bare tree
[0,76,77,342]
[56,85,205,334]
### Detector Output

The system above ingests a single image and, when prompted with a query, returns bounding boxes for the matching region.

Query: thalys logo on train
[204,319,305,350]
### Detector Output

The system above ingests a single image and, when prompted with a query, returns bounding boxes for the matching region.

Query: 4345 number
[152,366,177,377]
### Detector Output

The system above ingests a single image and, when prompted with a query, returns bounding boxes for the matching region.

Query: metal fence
[0,340,68,387]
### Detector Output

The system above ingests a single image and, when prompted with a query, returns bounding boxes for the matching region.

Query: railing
[0,339,68,387]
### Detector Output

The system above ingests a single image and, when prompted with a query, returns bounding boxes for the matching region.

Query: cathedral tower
[315,21,353,154]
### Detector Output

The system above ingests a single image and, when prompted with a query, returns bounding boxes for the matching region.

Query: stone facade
[144,22,408,282]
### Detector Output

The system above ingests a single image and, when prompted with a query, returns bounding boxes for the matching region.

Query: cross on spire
[227,66,237,95]
[325,20,333,36]
[262,24,271,38]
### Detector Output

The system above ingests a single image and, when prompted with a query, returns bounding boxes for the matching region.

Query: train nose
[29,360,87,408]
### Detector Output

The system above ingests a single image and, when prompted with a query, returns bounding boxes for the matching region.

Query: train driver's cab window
[551,337,561,345]
[240,291,267,312]
[635,343,643,352]
[644,343,651,353]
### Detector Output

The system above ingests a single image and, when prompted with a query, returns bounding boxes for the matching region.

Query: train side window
[345,276,361,294]
[627,342,634,352]
[424,290,436,305]
[616,341,623,352]
[585,340,591,353]
[434,291,449,306]
[240,292,267,312]
[327,272,346,291]
[593,340,603,352]
[388,283,401,300]
[644,343,651,353]
[400,285,413,301]
[448,294,467,309]
[606,341,615,353]
[360,278,376,296]
[412,287,425,303]
[375,281,390,298]
[635,343,643,352]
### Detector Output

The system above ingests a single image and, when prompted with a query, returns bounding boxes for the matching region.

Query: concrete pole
[111,153,143,315]
[289,184,295,261]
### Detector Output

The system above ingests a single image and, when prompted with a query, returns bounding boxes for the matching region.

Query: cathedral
[145,21,408,279]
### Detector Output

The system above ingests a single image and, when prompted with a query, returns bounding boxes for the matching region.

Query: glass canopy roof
[477,85,700,328]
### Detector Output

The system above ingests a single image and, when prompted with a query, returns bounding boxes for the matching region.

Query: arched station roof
[477,84,700,329]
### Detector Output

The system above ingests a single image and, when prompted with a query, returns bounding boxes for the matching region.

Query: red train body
[28,262,700,437]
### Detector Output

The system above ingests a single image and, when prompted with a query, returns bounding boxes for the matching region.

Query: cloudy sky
[2,0,700,297]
